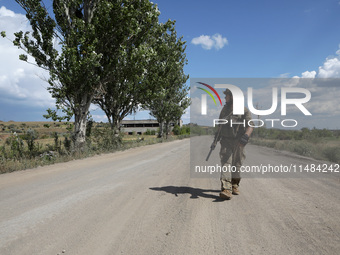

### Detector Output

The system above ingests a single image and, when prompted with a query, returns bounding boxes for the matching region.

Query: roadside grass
[250,137,340,164]
[0,121,189,174]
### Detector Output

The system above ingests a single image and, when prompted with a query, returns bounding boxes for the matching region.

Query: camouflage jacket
[218,105,253,139]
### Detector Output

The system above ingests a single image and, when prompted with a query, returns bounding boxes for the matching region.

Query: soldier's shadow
[149,186,225,202]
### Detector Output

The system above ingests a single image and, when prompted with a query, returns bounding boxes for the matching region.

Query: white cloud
[212,34,228,49]
[279,73,290,78]
[301,70,316,78]
[283,43,340,126]
[181,109,190,124]
[0,6,54,110]
[191,35,214,50]
[317,57,340,78]
[0,6,16,17]
[91,114,108,123]
[336,47,340,56]
[191,33,228,50]
[295,45,340,79]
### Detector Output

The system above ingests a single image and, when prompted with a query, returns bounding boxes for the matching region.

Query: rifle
[206,125,222,161]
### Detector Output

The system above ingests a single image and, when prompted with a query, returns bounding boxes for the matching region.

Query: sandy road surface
[0,137,339,255]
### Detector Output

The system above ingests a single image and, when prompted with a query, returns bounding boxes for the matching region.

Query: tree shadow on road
[149,186,225,202]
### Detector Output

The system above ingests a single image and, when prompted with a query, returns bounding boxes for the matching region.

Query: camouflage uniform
[219,105,253,192]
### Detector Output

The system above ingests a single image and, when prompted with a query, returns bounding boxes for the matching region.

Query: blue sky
[1,0,340,127]
[155,0,340,78]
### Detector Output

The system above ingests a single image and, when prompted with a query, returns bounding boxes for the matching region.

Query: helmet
[223,88,233,106]
[223,89,232,96]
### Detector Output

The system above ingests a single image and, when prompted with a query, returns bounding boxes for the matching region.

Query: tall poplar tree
[2,0,166,148]
[143,25,190,138]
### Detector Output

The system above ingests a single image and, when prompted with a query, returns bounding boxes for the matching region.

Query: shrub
[323,147,340,163]
[5,133,24,159]
[173,125,190,135]
[91,127,122,151]
[63,137,72,153]
[25,129,38,157]
[86,120,93,137]
[40,151,58,161]
[53,132,62,152]
[291,142,313,157]
[144,129,156,135]
[172,125,181,135]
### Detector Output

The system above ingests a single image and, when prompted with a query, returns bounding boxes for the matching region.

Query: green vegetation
[189,124,215,136]
[2,0,189,150]
[0,121,189,173]
[142,25,190,139]
[187,123,340,164]
[2,122,339,173]
[144,129,156,136]
[171,125,190,140]
[251,127,340,164]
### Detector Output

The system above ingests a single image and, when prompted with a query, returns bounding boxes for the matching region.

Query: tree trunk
[73,112,87,150]
[73,95,91,150]
[158,121,164,138]
[165,121,170,139]
[110,114,122,135]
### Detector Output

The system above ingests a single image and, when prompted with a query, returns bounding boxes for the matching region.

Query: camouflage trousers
[219,137,245,191]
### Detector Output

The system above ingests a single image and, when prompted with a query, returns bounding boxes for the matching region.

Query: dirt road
[0,138,339,255]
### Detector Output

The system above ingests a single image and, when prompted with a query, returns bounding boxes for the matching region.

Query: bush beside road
[0,121,189,173]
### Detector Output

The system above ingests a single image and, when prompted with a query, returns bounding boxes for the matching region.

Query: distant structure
[121,119,182,135]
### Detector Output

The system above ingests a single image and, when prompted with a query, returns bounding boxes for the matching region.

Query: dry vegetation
[0,121,187,173]
[0,121,68,143]
[250,137,340,164]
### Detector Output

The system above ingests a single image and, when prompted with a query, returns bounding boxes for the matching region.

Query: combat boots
[219,189,232,200]
[232,186,240,195]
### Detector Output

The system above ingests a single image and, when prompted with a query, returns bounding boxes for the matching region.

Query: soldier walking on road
[213,89,254,200]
